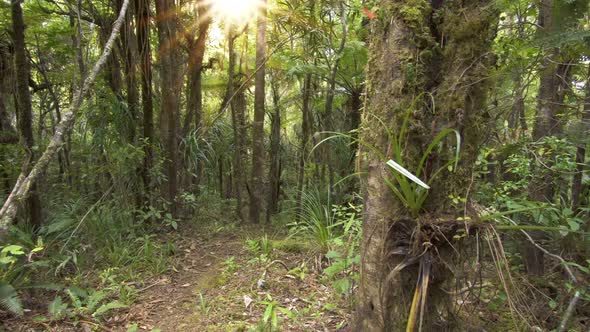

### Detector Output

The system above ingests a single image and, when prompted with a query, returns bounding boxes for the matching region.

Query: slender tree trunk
[184,0,212,192]
[155,0,181,216]
[249,0,268,223]
[323,0,347,194]
[572,64,590,212]
[218,156,224,199]
[136,0,154,201]
[228,32,248,221]
[524,0,570,276]
[11,0,42,229]
[0,44,17,145]
[99,16,124,100]
[355,1,497,330]
[296,74,312,221]
[267,78,281,222]
[121,0,139,143]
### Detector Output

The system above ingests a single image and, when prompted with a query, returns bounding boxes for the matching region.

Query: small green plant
[137,205,178,230]
[224,256,237,274]
[246,235,274,264]
[197,292,211,315]
[179,192,199,211]
[316,105,461,217]
[289,187,336,251]
[47,286,127,321]
[287,262,308,281]
[0,238,46,315]
[324,250,360,296]
[257,294,294,331]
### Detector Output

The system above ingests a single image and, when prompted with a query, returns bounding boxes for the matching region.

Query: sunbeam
[210,0,261,23]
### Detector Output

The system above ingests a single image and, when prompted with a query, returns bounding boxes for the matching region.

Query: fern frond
[0,282,23,316]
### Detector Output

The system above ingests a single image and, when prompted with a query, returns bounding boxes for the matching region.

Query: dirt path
[121,232,244,331]
[1,225,351,331]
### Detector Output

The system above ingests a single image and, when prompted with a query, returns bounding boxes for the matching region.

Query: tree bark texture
[250,0,268,223]
[184,0,212,192]
[355,1,498,330]
[571,64,590,212]
[121,0,139,143]
[524,0,572,276]
[0,46,17,145]
[155,0,181,216]
[267,78,281,222]
[296,74,312,222]
[136,0,154,200]
[11,0,42,229]
[228,32,248,222]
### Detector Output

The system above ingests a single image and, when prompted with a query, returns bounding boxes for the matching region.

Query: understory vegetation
[1,0,590,331]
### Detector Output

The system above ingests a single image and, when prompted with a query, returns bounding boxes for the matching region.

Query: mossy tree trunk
[356,1,498,330]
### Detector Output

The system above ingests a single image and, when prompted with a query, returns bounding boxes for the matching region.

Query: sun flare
[211,0,260,23]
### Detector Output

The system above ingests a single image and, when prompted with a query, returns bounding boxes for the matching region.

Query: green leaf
[0,256,17,265]
[567,219,580,232]
[93,301,127,317]
[126,324,139,332]
[1,245,25,256]
[276,306,295,319]
[325,250,341,259]
[333,278,351,295]
[272,310,278,327]
[87,290,107,312]
[263,303,274,323]
[324,261,346,277]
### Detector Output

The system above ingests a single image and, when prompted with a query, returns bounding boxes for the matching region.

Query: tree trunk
[0,52,17,145]
[572,64,590,212]
[356,1,497,330]
[267,78,281,222]
[11,0,42,229]
[136,0,154,201]
[249,0,268,224]
[121,0,139,143]
[155,0,181,216]
[523,0,571,276]
[296,74,312,222]
[184,0,212,192]
[323,0,347,194]
[228,32,248,221]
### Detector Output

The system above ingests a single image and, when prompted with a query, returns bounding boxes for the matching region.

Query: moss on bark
[355,0,498,330]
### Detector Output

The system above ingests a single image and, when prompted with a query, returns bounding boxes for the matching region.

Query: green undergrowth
[0,196,177,326]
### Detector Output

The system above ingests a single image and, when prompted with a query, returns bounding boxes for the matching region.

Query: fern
[92,300,127,317]
[0,282,23,316]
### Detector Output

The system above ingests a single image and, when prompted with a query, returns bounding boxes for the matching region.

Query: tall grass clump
[290,187,335,252]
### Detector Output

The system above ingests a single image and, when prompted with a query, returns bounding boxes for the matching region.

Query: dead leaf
[243,295,253,308]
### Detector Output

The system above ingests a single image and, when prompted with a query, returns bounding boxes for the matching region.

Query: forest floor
[2,221,353,332]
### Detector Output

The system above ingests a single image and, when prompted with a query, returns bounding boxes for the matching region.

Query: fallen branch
[0,0,130,234]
